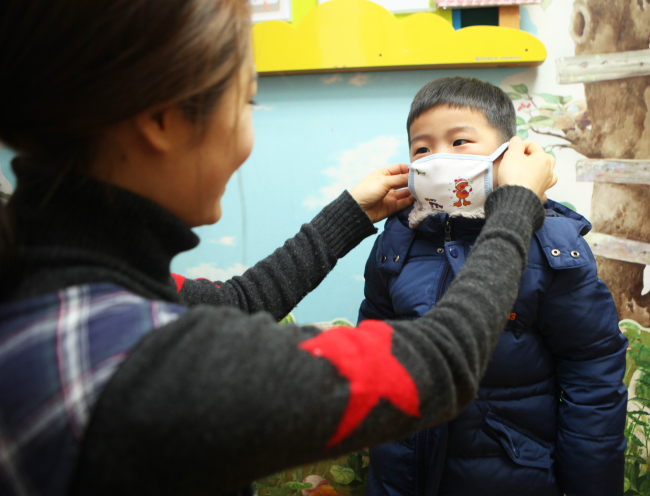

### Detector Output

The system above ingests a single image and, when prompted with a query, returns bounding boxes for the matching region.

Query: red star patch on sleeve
[171,273,186,292]
[299,320,420,448]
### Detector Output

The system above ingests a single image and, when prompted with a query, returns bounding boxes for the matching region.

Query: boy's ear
[132,105,187,153]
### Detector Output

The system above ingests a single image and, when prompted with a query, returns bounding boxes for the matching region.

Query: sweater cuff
[485,186,545,235]
[311,190,378,259]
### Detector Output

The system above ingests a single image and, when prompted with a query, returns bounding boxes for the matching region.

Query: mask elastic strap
[408,169,421,204]
[488,142,510,162]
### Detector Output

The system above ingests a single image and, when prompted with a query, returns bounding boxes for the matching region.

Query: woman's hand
[497,137,558,203]
[349,163,415,223]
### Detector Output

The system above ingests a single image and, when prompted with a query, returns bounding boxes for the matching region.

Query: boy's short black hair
[407,77,516,143]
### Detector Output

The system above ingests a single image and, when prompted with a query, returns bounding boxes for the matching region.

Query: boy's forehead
[409,105,494,137]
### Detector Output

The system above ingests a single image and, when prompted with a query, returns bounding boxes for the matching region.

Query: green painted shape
[331,465,356,485]
[558,201,576,212]
[620,319,650,388]
[279,313,297,325]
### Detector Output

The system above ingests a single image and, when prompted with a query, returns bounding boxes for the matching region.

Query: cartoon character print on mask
[453,178,472,207]
[424,198,444,210]
[407,142,509,228]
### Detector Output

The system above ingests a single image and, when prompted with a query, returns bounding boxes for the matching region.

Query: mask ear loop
[485,143,510,195]
[408,167,421,204]
[488,142,510,162]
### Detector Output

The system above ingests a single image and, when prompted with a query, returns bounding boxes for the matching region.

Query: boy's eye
[415,147,429,155]
[453,139,469,147]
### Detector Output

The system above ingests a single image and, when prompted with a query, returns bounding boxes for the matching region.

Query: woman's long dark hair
[0,0,251,279]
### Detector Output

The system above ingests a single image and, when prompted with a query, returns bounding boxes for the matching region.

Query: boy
[359,77,627,496]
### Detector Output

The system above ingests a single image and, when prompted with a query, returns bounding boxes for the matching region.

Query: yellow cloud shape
[253,0,546,74]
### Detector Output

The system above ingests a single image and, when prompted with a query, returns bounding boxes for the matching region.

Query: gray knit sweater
[48,183,544,496]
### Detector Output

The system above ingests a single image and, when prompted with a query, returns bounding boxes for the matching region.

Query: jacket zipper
[436,220,452,302]
[428,425,449,496]
[420,219,453,496]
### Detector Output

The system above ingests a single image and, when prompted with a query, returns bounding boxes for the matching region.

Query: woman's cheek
[237,121,255,167]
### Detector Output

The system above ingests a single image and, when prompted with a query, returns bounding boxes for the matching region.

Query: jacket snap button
[393,255,400,263]
[551,249,561,257]
[513,447,520,458]
[380,256,387,263]
[571,251,580,259]
[437,247,444,254]
[450,247,458,258]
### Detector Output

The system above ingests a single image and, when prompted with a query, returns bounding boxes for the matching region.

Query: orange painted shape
[499,6,520,29]
[509,313,517,321]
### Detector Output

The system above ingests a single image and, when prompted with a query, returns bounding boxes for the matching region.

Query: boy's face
[409,105,505,189]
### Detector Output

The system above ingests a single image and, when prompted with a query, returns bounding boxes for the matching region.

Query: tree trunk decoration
[569,0,650,325]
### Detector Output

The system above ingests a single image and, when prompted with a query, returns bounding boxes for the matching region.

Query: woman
[0,1,556,495]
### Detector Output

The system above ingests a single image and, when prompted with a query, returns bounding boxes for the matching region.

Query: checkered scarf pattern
[0,283,187,496]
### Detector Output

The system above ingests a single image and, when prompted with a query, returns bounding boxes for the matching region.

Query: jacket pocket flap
[484,412,552,469]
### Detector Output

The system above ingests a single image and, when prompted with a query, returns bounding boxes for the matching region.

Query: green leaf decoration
[527,116,555,128]
[626,454,647,464]
[516,129,529,140]
[620,319,643,334]
[516,116,526,126]
[625,477,631,492]
[536,93,561,105]
[331,465,356,485]
[559,95,573,105]
[632,434,645,447]
[507,92,522,101]
[541,0,553,11]
[537,104,560,111]
[630,397,650,408]
[286,482,313,490]
[511,84,528,95]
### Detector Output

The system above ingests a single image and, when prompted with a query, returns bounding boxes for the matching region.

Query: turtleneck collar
[7,170,199,303]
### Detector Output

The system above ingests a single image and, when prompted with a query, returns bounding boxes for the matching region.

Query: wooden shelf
[253,0,546,75]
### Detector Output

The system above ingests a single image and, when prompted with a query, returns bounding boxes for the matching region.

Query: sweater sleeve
[173,190,377,321]
[71,186,545,496]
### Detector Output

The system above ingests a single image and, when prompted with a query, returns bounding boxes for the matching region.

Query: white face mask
[408,142,509,224]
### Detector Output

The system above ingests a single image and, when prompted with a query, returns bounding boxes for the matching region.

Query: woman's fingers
[349,163,415,223]
[392,188,412,200]
[383,162,410,176]
[395,194,416,211]
[498,137,557,201]
[381,172,409,190]
[522,140,545,156]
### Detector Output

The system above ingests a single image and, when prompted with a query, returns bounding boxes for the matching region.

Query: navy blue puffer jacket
[359,200,627,496]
